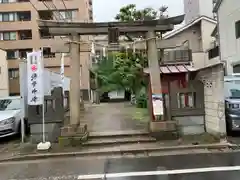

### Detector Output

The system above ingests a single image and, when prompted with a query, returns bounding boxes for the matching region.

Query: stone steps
[83,135,156,146]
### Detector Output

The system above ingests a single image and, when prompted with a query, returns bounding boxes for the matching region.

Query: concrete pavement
[2,151,240,179]
[82,102,149,133]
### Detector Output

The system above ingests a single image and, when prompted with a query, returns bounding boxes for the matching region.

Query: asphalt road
[1,151,240,180]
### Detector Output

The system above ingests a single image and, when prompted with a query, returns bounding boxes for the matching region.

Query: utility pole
[69,34,81,125]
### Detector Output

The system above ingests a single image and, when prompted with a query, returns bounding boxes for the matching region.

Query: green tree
[93,4,168,98]
[93,51,147,95]
[115,4,158,22]
[115,4,168,22]
[115,4,168,40]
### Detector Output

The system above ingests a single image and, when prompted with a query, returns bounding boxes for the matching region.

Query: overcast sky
[92,0,184,22]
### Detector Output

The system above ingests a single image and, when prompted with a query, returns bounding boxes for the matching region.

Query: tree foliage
[93,4,169,95]
[93,52,147,94]
[115,4,168,22]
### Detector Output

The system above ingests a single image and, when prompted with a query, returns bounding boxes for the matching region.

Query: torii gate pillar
[69,34,81,125]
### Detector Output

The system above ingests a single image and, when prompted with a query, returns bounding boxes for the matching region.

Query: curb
[0,143,231,163]
[83,138,157,146]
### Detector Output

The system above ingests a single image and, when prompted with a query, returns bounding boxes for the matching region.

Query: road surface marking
[78,166,240,179]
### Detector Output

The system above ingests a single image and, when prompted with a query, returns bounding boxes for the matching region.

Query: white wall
[218,0,240,74]
[201,20,217,51]
[199,0,214,19]
[184,0,214,24]
[197,65,226,135]
[0,49,9,97]
[184,0,200,24]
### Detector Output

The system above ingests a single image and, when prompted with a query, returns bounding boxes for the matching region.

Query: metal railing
[160,49,192,64]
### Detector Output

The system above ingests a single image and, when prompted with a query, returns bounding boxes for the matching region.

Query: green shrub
[136,93,147,108]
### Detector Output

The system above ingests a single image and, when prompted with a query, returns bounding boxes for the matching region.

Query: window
[19,48,32,58]
[39,29,53,39]
[208,46,219,59]
[235,20,240,38]
[1,32,16,40]
[2,13,9,21]
[0,0,19,3]
[42,47,55,58]
[18,30,32,40]
[17,11,31,21]
[8,68,19,79]
[1,0,9,3]
[6,50,18,59]
[177,92,196,108]
[58,10,77,20]
[38,10,53,20]
[0,12,16,22]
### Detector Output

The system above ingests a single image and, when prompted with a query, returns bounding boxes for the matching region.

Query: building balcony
[7,55,71,69]
[8,59,20,69]
[0,39,33,49]
[0,2,31,12]
[160,49,192,65]
[34,0,79,11]
[191,51,220,69]
[0,21,32,31]
[44,55,70,67]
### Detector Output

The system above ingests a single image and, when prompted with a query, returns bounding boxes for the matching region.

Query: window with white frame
[58,10,77,20]
[1,12,15,21]
[6,50,18,59]
[0,32,16,40]
[0,0,17,3]
[0,11,30,22]
[177,92,196,108]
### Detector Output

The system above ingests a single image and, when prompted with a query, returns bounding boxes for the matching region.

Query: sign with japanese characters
[27,51,43,105]
[152,94,163,115]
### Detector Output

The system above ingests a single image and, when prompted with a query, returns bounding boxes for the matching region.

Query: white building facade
[0,49,9,97]
[184,0,215,24]
[214,0,240,74]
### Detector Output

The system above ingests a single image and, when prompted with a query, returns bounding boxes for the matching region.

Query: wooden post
[69,34,81,125]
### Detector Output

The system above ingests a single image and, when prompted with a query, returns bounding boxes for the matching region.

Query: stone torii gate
[37,15,184,130]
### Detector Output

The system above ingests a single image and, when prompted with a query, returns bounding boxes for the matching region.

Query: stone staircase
[83,131,157,147]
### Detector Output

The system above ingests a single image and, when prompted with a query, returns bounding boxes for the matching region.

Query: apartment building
[213,0,240,74]
[183,0,216,24]
[0,49,9,97]
[0,0,93,97]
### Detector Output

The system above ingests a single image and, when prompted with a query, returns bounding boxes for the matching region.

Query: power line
[29,0,38,12]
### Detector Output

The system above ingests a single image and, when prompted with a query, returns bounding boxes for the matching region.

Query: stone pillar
[69,34,81,125]
[146,31,162,118]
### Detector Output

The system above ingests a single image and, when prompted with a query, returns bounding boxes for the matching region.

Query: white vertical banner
[133,42,136,53]
[91,42,95,55]
[103,47,106,57]
[27,51,43,105]
[60,53,65,92]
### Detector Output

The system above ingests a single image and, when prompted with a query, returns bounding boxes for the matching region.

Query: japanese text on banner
[27,51,43,105]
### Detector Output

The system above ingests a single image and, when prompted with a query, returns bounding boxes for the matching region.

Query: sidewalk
[81,102,149,133]
[0,139,233,163]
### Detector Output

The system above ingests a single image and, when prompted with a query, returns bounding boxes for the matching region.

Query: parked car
[225,74,240,134]
[0,96,28,138]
